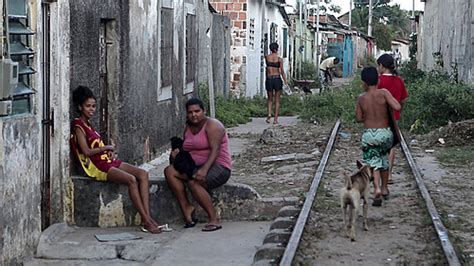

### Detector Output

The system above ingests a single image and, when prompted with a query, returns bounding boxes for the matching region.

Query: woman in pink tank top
[164,98,232,232]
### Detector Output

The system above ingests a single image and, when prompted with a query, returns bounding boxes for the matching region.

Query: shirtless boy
[355,67,401,206]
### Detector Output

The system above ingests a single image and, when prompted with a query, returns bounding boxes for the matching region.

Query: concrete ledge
[72,176,298,227]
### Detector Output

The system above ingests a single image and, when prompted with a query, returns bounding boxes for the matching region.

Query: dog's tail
[344,172,352,190]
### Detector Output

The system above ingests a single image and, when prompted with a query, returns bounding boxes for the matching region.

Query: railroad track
[253,120,461,265]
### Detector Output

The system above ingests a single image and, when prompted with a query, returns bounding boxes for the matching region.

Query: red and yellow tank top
[70,118,122,181]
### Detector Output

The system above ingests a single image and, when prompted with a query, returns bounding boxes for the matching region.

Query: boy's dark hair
[185,98,205,110]
[334,58,340,64]
[269,42,279,53]
[377,53,398,75]
[72,86,96,107]
[361,67,379,86]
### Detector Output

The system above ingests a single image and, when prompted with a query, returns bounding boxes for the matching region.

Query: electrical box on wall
[0,58,19,100]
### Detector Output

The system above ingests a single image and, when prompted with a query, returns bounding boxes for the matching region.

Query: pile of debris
[424,119,474,147]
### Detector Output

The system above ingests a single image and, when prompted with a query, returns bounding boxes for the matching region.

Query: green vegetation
[197,83,303,127]
[399,69,474,133]
[199,60,473,133]
[299,78,362,124]
[435,146,474,167]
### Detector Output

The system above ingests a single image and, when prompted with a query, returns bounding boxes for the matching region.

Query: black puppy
[169,136,196,180]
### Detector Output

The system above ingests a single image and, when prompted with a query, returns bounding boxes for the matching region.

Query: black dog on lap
[169,136,196,180]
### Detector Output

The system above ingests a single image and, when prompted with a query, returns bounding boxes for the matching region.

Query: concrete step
[72,176,298,227]
[31,222,271,265]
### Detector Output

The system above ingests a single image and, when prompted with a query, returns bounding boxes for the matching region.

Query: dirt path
[229,119,472,264]
[231,122,334,198]
[412,146,474,264]
[286,124,446,265]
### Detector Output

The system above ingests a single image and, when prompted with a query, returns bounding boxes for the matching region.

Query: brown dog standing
[340,160,372,241]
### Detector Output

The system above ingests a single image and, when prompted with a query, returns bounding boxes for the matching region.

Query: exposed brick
[234,21,242,29]
[228,12,238,20]
[233,3,242,11]
[239,12,247,20]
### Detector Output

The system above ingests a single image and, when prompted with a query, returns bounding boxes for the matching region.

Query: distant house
[391,38,410,63]
[209,0,290,97]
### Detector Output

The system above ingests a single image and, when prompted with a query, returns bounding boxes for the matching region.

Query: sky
[285,0,425,15]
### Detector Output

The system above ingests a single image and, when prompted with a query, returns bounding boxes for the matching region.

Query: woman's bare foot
[273,119,279,125]
[266,116,271,124]
[184,205,196,224]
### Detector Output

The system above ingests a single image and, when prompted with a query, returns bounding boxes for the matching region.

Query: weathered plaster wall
[419,0,473,83]
[49,0,72,226]
[247,1,264,97]
[211,14,231,98]
[124,0,187,163]
[0,116,42,265]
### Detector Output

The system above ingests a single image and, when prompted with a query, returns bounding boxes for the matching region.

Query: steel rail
[279,120,340,266]
[399,132,461,265]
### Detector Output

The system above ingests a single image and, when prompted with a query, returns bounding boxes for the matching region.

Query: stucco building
[0,0,229,264]
[209,0,290,97]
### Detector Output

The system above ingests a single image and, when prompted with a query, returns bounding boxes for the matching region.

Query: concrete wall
[0,116,42,265]
[211,15,231,98]
[246,1,264,97]
[0,0,45,263]
[418,0,473,83]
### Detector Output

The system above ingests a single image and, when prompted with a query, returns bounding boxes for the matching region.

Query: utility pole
[368,0,373,36]
[411,0,416,34]
[315,0,320,73]
[349,0,352,28]
[298,0,302,78]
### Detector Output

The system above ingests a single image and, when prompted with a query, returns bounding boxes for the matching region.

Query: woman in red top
[377,54,409,195]
[71,86,161,233]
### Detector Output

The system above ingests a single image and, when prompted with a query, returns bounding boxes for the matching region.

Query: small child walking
[355,67,401,206]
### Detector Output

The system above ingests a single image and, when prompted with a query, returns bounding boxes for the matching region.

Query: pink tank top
[183,120,232,170]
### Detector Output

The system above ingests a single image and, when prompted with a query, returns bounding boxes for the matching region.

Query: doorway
[98,19,118,145]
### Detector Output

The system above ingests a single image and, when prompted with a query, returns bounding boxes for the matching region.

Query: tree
[350,1,411,50]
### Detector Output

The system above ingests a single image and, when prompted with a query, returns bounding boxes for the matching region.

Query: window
[158,7,173,101]
[249,18,255,49]
[1,0,36,115]
[184,14,196,94]
[283,28,288,58]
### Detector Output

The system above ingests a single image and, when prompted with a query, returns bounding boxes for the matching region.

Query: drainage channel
[252,119,461,265]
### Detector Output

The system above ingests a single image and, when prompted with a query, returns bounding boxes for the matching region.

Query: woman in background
[265,42,288,125]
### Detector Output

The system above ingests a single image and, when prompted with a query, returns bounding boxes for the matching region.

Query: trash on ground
[338,132,350,139]
[425,149,435,153]
[261,153,314,163]
[438,138,445,144]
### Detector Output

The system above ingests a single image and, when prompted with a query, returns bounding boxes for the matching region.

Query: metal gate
[40,1,52,230]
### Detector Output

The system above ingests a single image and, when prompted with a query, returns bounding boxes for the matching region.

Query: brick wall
[209,0,247,94]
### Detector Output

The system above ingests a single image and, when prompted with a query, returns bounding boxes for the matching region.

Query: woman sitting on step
[70,86,161,234]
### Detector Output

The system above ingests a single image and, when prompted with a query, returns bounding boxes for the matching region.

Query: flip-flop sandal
[158,224,173,232]
[140,224,161,234]
[387,179,394,185]
[202,224,222,232]
[184,218,198,228]
[372,197,382,207]
[265,116,271,124]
